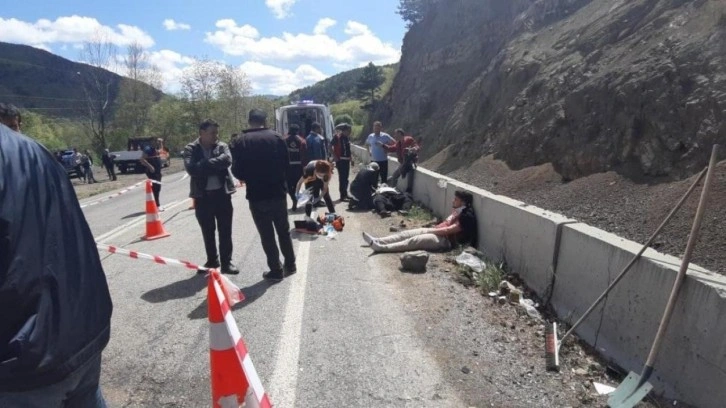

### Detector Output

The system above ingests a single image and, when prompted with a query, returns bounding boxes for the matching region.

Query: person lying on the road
[362,190,478,253]
[295,160,336,217]
[348,162,380,211]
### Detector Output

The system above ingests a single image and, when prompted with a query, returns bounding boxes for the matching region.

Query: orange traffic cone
[208,271,271,408]
[143,180,170,240]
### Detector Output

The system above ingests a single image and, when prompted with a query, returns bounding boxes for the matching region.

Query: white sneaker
[158,206,165,212]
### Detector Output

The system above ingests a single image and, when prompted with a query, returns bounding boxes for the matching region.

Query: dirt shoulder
[72,159,186,200]
[360,208,675,407]
[444,155,726,276]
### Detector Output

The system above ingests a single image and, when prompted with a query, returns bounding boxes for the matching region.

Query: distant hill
[289,63,398,105]
[0,42,161,119]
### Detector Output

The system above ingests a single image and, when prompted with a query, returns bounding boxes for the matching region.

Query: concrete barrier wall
[350,145,726,408]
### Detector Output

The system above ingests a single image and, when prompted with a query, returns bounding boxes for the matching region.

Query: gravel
[449,155,726,276]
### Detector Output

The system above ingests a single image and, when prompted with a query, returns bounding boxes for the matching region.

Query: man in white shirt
[365,121,395,184]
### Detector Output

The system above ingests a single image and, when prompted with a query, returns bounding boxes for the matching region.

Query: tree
[180,58,221,124]
[355,62,385,111]
[215,64,252,133]
[148,96,195,153]
[79,34,118,151]
[397,0,437,28]
[334,114,353,126]
[114,42,161,138]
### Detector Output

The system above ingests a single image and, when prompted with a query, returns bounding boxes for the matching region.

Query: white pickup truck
[275,100,334,144]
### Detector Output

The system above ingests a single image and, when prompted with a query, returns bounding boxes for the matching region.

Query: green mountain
[0,41,161,119]
[289,63,398,105]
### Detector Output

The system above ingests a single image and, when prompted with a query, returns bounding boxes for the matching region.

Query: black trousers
[249,198,296,273]
[105,164,116,180]
[194,189,233,265]
[375,160,388,185]
[336,159,350,199]
[304,179,335,217]
[388,163,415,193]
[148,173,162,207]
[286,165,303,209]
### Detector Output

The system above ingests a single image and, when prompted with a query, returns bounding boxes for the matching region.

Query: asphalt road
[85,171,469,407]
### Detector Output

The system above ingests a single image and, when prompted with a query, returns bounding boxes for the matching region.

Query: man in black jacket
[349,162,380,210]
[230,109,296,282]
[183,119,239,275]
[101,149,117,181]
[0,124,113,406]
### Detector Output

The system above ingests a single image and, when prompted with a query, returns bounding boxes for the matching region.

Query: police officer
[140,138,163,209]
[331,123,353,201]
[285,124,307,211]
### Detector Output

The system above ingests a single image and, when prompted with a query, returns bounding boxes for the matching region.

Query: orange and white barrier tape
[96,242,244,304]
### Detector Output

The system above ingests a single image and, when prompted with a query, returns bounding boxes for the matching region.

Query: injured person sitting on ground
[362,190,478,253]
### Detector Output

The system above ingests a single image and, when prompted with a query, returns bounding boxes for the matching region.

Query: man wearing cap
[284,124,307,211]
[139,138,164,209]
[331,123,353,201]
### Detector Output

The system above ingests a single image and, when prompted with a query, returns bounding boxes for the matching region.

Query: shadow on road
[186,279,274,320]
[141,273,206,304]
[121,211,146,220]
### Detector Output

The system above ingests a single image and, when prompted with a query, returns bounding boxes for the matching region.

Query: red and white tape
[96,242,205,272]
[80,179,163,209]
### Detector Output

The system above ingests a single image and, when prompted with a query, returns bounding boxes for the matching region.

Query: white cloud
[163,19,191,31]
[205,19,400,66]
[0,16,155,49]
[313,18,336,35]
[148,49,195,92]
[266,0,297,19]
[239,61,327,95]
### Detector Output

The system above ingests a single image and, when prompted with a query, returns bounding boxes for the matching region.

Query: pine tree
[355,62,385,111]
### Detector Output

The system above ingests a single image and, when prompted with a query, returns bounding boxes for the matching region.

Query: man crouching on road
[0,122,113,407]
[183,119,239,275]
[230,109,296,283]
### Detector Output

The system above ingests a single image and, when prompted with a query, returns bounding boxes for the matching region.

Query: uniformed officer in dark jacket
[183,119,239,275]
[140,138,163,208]
[331,123,353,201]
[284,124,307,211]
[0,124,113,406]
[230,109,296,283]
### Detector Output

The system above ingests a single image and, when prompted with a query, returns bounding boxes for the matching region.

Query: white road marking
[94,199,184,243]
[268,237,311,407]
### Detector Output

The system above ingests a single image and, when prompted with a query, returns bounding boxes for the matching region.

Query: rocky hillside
[378,0,726,181]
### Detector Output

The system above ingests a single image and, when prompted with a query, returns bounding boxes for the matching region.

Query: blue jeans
[0,353,107,408]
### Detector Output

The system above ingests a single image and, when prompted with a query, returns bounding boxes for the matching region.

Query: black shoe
[199,258,220,272]
[284,264,297,277]
[340,196,349,202]
[262,270,284,283]
[221,263,239,275]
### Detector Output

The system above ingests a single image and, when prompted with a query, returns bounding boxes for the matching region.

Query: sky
[0,0,406,95]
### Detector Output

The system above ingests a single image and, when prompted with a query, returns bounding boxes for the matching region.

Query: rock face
[400,251,430,272]
[377,0,726,181]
